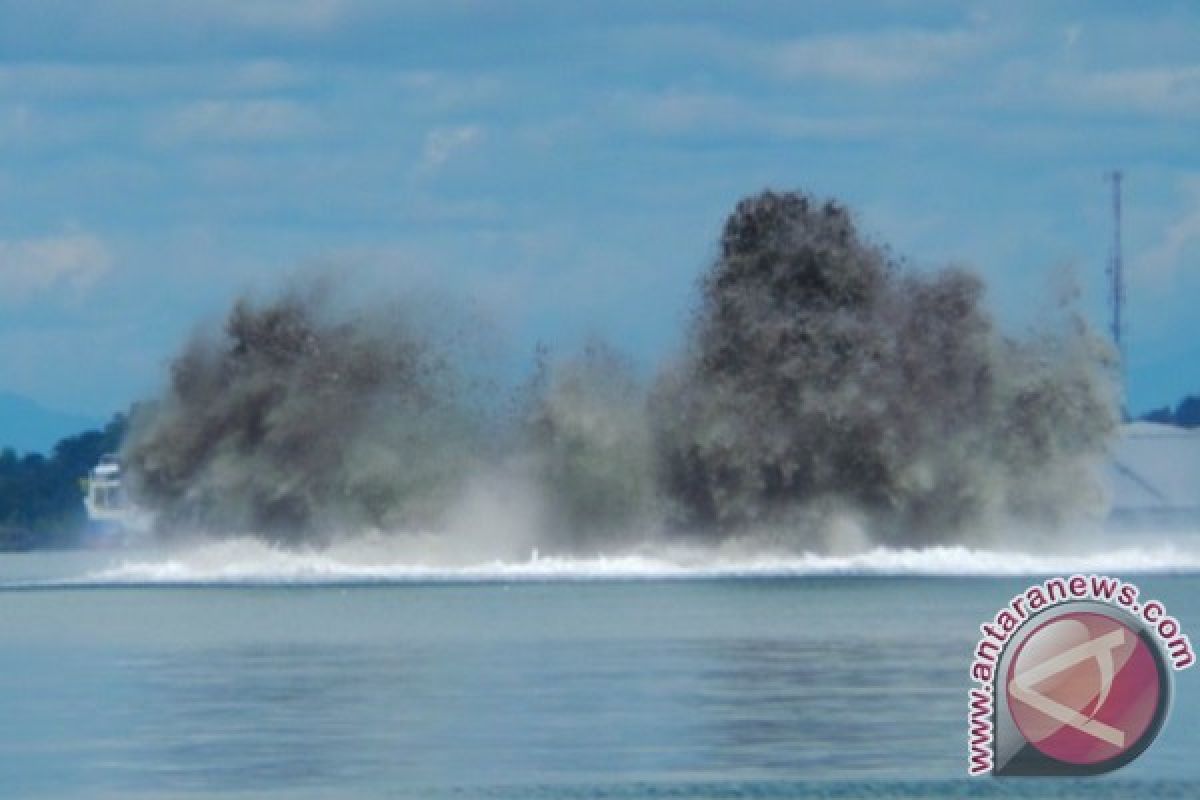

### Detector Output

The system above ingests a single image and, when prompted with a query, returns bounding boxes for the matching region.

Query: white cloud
[0,231,113,303]
[766,28,987,85]
[0,104,35,144]
[614,23,990,90]
[386,70,508,114]
[621,91,743,134]
[226,0,349,32]
[1049,65,1200,116]
[606,89,928,141]
[0,60,308,100]
[155,0,351,34]
[154,98,322,144]
[1063,24,1082,50]
[1141,178,1200,283]
[229,60,310,93]
[418,124,483,172]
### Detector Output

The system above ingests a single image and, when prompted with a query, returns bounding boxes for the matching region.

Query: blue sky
[1,0,1197,423]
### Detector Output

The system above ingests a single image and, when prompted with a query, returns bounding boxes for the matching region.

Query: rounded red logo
[1005,611,1167,767]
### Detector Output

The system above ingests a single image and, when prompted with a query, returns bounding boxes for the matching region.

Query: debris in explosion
[653,190,1117,544]
[122,286,474,541]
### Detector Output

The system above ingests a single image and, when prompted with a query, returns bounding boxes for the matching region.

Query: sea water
[1,547,1198,799]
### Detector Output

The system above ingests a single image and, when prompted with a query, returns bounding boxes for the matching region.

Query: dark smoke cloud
[122,190,1118,550]
[652,191,1118,544]
[122,285,478,542]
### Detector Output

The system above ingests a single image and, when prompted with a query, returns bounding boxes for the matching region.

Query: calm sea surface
[1,552,1198,798]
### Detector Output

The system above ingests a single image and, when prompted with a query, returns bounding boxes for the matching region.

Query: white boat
[83,454,140,532]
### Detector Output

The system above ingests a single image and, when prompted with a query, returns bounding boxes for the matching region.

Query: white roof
[1121,420,1189,437]
[1107,423,1200,513]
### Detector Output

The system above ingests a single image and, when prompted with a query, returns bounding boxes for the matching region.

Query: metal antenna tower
[1106,170,1125,359]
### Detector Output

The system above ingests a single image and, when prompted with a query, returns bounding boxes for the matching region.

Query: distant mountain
[0,392,103,456]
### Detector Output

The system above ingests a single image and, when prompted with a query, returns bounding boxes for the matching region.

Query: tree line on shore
[0,414,127,549]
[1139,396,1200,428]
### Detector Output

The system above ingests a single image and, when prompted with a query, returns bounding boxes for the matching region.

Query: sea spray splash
[120,189,1119,552]
[653,191,1118,544]
[518,340,659,548]
[63,533,1200,587]
[122,284,481,541]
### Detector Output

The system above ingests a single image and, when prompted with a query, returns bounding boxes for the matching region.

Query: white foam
[68,533,1200,586]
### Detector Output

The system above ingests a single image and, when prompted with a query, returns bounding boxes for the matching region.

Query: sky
[0,0,1197,424]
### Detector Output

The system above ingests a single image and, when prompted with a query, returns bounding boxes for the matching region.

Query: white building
[1107,422,1200,526]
